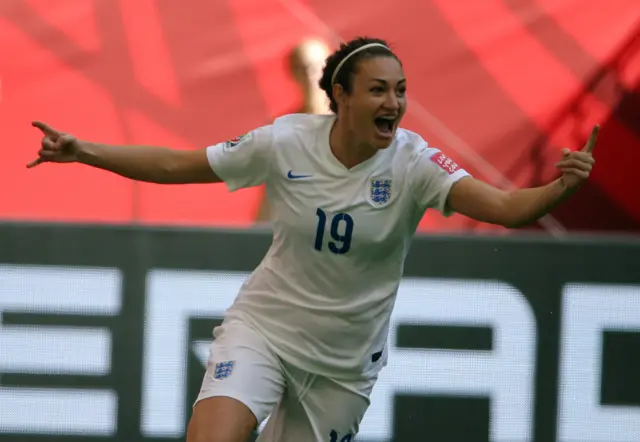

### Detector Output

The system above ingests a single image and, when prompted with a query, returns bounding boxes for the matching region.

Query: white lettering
[0,327,111,374]
[360,278,536,441]
[141,273,535,440]
[0,264,121,435]
[558,283,640,442]
[141,270,248,437]
[0,388,117,435]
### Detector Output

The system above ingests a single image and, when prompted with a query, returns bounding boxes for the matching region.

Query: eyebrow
[371,78,407,85]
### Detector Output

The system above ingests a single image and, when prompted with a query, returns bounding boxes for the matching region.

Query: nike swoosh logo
[287,170,313,179]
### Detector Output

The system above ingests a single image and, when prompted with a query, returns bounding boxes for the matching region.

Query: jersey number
[314,208,354,254]
[329,430,352,442]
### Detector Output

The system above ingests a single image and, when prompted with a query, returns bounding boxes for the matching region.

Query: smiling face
[334,56,407,150]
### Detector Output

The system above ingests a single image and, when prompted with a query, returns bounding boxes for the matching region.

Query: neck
[301,92,329,115]
[329,117,377,169]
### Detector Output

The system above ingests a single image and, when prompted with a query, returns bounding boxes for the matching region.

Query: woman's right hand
[27,121,80,168]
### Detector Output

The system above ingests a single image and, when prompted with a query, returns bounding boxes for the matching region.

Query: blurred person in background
[288,37,332,115]
[255,37,332,223]
[26,36,599,442]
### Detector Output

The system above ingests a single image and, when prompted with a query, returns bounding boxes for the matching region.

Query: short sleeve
[205,125,273,192]
[407,145,471,216]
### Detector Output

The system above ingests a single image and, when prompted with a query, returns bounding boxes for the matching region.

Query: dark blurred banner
[0,1,639,233]
[1,223,639,442]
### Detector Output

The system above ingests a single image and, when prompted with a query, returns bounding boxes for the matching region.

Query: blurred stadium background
[1,1,639,441]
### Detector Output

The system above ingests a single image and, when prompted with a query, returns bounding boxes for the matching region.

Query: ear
[332,83,349,109]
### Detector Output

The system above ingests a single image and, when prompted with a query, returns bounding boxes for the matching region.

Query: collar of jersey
[321,116,389,175]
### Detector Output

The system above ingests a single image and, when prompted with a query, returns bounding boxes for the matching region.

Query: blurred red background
[1,0,638,233]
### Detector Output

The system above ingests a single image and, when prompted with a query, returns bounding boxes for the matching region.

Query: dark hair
[319,37,400,113]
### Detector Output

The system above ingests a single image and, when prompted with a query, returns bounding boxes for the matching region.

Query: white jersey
[206,114,470,380]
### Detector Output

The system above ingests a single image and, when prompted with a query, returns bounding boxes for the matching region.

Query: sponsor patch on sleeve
[430,151,460,175]
[225,132,251,149]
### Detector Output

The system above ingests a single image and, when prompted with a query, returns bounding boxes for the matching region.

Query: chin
[372,136,394,150]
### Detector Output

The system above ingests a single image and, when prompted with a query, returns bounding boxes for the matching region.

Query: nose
[383,91,400,110]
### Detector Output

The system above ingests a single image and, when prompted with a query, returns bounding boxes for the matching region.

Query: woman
[27,36,598,442]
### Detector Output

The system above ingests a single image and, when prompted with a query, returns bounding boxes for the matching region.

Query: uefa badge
[213,360,235,380]
[370,178,392,207]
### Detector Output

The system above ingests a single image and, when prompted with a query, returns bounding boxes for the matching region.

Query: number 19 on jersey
[314,208,354,255]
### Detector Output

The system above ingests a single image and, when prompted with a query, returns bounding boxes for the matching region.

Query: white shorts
[195,320,376,442]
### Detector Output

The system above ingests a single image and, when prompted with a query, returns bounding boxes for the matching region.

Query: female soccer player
[27,37,598,442]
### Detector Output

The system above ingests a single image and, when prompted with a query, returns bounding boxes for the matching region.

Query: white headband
[330,43,390,84]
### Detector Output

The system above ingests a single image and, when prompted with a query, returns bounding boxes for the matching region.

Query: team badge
[225,132,251,149]
[213,360,235,380]
[370,178,392,207]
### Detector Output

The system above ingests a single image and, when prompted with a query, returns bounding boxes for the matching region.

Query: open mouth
[374,116,396,138]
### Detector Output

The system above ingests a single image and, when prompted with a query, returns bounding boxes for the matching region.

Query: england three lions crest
[213,360,235,380]
[370,178,392,207]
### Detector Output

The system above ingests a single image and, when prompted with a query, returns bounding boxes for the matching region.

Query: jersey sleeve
[205,125,273,192]
[407,144,471,216]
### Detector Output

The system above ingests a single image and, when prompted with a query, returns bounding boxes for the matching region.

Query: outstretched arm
[446,125,599,228]
[27,121,222,184]
[74,141,220,184]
